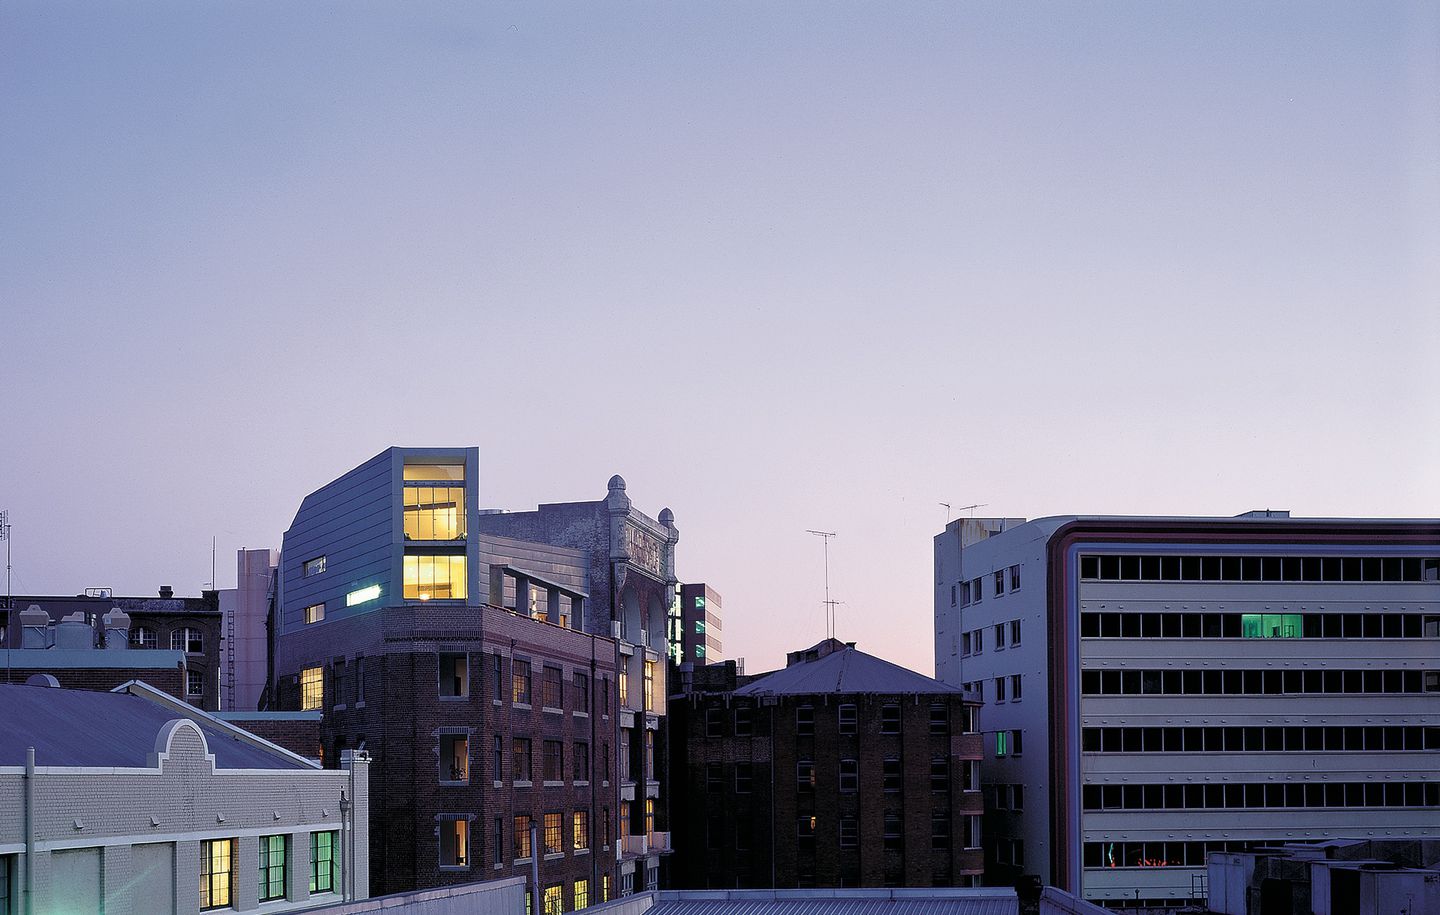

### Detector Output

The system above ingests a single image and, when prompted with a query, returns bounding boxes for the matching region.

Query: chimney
[158,585,174,599]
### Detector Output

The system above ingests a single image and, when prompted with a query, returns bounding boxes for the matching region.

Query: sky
[2,2,1437,675]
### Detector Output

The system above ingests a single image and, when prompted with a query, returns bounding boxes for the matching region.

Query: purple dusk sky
[2,3,1437,674]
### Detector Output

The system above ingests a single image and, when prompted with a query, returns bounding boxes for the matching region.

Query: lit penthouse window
[404,554,467,600]
[404,485,466,541]
[403,463,464,481]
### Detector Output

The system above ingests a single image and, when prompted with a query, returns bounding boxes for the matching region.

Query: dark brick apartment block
[669,639,985,890]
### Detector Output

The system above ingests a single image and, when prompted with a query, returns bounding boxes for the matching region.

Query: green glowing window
[1241,613,1302,638]
[695,596,706,609]
[695,621,706,634]
[996,731,1008,757]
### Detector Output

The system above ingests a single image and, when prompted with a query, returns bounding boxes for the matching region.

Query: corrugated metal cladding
[646,899,1018,915]
[734,646,968,697]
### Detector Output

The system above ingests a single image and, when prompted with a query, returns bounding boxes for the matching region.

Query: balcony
[623,834,649,857]
[649,831,671,853]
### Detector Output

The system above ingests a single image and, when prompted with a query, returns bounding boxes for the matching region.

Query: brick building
[1,587,223,709]
[273,447,652,908]
[669,639,985,890]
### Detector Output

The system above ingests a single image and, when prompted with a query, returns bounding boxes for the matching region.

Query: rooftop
[0,682,315,770]
[735,642,966,698]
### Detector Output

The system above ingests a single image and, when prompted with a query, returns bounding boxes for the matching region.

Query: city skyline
[4,3,1438,674]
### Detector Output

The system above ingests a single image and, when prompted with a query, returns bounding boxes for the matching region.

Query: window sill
[514,780,533,788]
[514,857,533,866]
[439,780,469,787]
[574,711,590,719]
[514,702,531,710]
[543,780,564,788]
[333,704,347,712]
[438,865,471,873]
[575,780,590,787]
[542,706,563,715]
[355,701,366,709]
[493,699,502,706]
[439,696,470,702]
[574,848,590,856]
[493,780,503,788]
[544,853,564,862]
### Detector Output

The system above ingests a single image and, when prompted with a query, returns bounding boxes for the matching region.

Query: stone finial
[658,507,674,526]
[607,474,626,492]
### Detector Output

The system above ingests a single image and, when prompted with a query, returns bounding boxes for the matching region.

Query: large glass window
[303,603,324,624]
[573,811,589,850]
[300,667,323,710]
[403,554,467,600]
[129,626,157,649]
[310,831,337,893]
[404,464,464,481]
[404,486,466,541]
[258,835,287,901]
[200,838,235,909]
[172,628,203,653]
[543,812,563,855]
[440,817,468,868]
[1242,613,1303,639]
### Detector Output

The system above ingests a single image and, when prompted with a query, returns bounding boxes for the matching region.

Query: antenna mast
[806,529,838,639]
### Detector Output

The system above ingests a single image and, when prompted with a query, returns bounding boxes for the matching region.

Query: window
[643,660,655,711]
[300,667,323,710]
[1010,619,1021,645]
[258,835,286,901]
[797,760,816,790]
[881,704,901,734]
[441,734,469,783]
[995,623,1006,648]
[574,672,590,711]
[796,705,814,735]
[995,570,1005,596]
[1011,674,1023,700]
[439,653,468,698]
[961,632,972,655]
[403,553,467,600]
[543,740,563,782]
[929,705,949,736]
[932,811,951,849]
[513,738,533,782]
[303,603,324,624]
[839,758,859,792]
[403,484,466,541]
[1012,730,1024,755]
[997,731,1007,757]
[491,653,504,699]
[129,626,156,649]
[514,815,533,860]
[188,670,204,697]
[1009,565,1021,591]
[883,757,901,792]
[346,584,380,606]
[839,815,859,848]
[706,763,722,792]
[172,627,203,653]
[543,812,563,856]
[573,742,590,782]
[705,708,722,738]
[573,811,589,851]
[883,814,903,851]
[966,759,981,791]
[574,879,589,910]
[310,831,337,892]
[493,735,503,781]
[1241,613,1303,639]
[303,555,327,577]
[972,629,983,653]
[404,463,463,481]
[542,883,563,915]
[645,798,655,835]
[735,762,754,793]
[995,677,1006,702]
[440,816,469,867]
[950,584,957,606]
[542,666,563,709]
[493,818,503,866]
[838,704,857,734]
[513,659,532,705]
[734,705,753,736]
[931,756,950,791]
[200,838,235,909]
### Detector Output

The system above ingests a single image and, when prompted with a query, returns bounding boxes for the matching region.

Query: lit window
[643,661,655,712]
[310,831,337,892]
[514,815,533,860]
[574,879,589,910]
[440,816,468,868]
[345,584,380,606]
[1241,613,1303,639]
[997,731,1008,757]
[304,603,324,624]
[543,812,563,856]
[403,485,466,541]
[303,556,326,577]
[172,628,203,653]
[543,883,563,915]
[258,835,287,901]
[300,667,323,710]
[403,554,467,600]
[573,811,589,850]
[403,463,464,481]
[187,670,204,697]
[439,653,468,698]
[200,838,235,909]
[513,659,532,705]
[441,734,468,783]
[129,626,157,649]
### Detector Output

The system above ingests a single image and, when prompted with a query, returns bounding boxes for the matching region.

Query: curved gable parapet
[149,718,216,775]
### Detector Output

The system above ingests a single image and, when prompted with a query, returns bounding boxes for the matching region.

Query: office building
[0,679,368,915]
[1206,838,1440,915]
[933,512,1440,907]
[274,447,675,904]
[672,583,722,665]
[670,638,985,891]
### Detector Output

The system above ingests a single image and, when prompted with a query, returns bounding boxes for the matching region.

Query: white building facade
[934,512,1440,907]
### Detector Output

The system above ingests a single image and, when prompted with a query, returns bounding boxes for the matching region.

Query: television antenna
[806,529,838,639]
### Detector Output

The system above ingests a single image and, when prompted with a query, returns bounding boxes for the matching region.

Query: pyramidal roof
[734,643,965,697]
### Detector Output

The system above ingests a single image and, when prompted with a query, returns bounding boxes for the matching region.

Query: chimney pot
[158,586,174,599]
